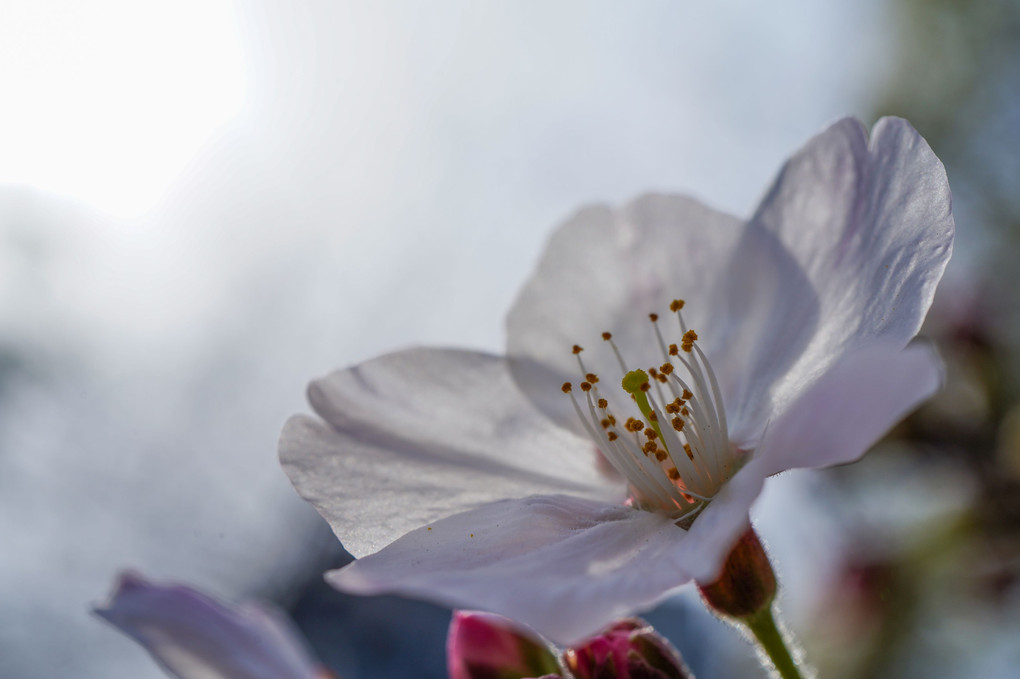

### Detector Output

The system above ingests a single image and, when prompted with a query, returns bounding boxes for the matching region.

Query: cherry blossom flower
[280,118,954,644]
[94,571,330,679]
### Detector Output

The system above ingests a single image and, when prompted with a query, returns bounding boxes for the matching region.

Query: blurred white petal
[94,572,325,679]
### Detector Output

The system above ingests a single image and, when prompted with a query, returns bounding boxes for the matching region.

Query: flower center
[561,299,741,521]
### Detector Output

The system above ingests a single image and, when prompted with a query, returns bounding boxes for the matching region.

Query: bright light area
[0,1,246,217]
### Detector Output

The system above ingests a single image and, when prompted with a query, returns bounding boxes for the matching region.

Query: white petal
[673,456,770,582]
[741,117,953,432]
[94,572,322,679]
[753,342,943,477]
[328,495,691,645]
[279,348,619,557]
[506,194,750,435]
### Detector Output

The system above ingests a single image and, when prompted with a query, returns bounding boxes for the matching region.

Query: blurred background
[1,1,1018,677]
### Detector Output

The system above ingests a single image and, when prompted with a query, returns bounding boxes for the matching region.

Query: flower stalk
[698,527,807,679]
[745,607,804,679]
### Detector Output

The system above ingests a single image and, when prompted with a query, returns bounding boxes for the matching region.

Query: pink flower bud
[447,610,562,679]
[564,619,692,679]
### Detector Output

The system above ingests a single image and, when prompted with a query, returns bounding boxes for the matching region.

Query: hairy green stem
[745,606,805,679]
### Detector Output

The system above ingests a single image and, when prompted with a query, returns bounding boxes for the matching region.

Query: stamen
[692,343,729,443]
[562,299,738,520]
[673,302,689,334]
[681,330,698,352]
[602,332,628,374]
[574,388,673,506]
[649,313,672,366]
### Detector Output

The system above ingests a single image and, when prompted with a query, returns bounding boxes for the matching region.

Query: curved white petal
[754,341,943,477]
[744,117,953,428]
[94,572,322,679]
[673,455,770,582]
[280,348,619,557]
[506,120,952,445]
[506,193,795,437]
[328,495,691,645]
[671,342,945,584]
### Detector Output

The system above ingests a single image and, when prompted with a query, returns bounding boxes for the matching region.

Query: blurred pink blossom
[94,571,330,679]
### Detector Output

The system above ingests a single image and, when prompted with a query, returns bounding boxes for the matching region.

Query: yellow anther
[667,467,681,481]
[681,330,698,352]
[670,299,685,312]
[672,417,685,432]
[607,431,618,441]
[572,344,584,354]
[561,382,572,393]
[580,382,592,392]
[649,313,659,322]
[597,398,608,409]
[681,388,693,400]
[654,450,668,462]
[601,332,612,341]
[586,373,599,384]
[669,344,679,356]
[644,428,657,440]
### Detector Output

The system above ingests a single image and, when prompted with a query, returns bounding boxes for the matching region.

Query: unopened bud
[447,610,562,679]
[697,526,776,620]
[564,618,692,679]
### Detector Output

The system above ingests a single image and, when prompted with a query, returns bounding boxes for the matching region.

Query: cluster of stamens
[561,299,738,521]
